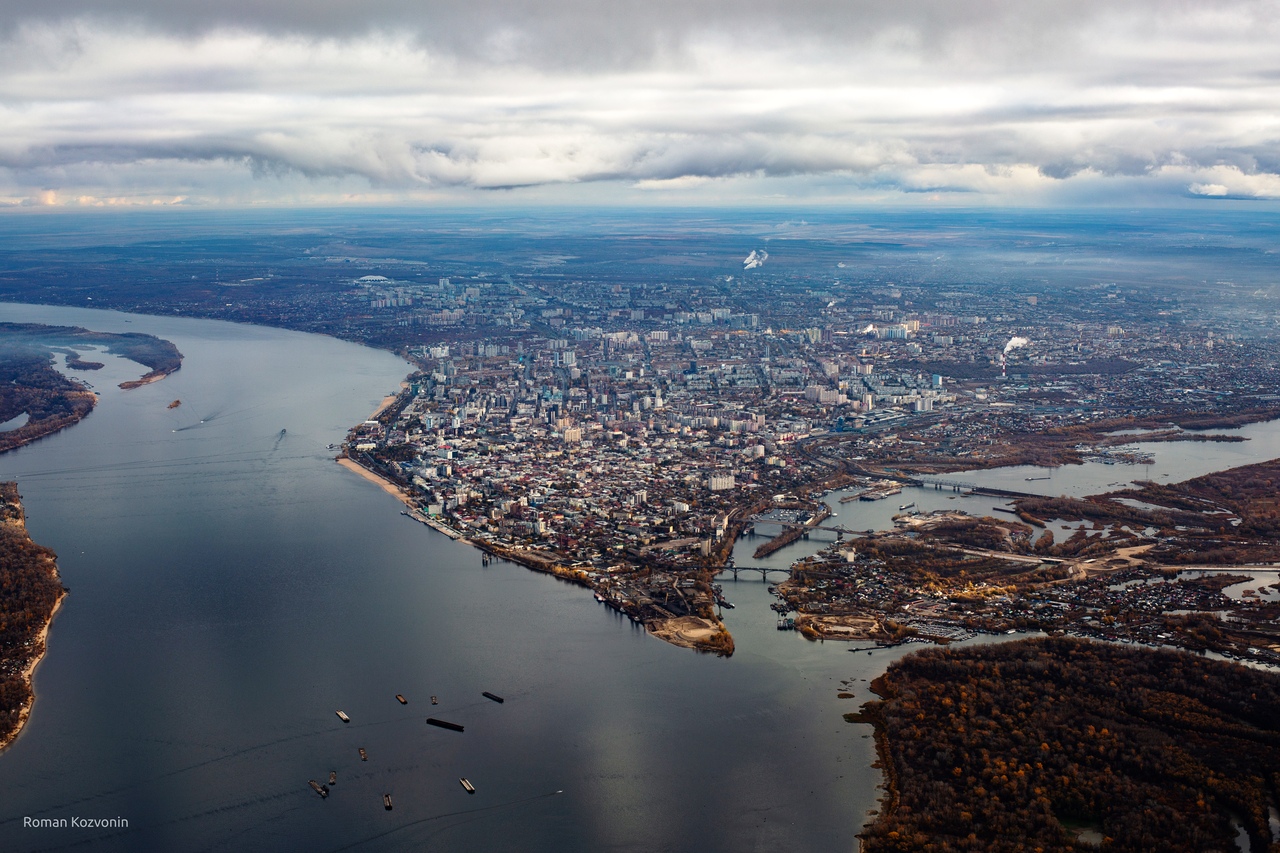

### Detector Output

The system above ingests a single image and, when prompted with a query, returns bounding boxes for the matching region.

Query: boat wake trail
[322,790,565,853]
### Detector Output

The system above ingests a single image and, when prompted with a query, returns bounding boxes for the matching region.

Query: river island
[0,322,183,452]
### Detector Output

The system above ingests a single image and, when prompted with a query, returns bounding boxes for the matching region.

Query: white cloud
[0,3,1277,205]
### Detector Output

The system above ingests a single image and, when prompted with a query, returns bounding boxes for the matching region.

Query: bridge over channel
[908,477,1042,500]
[721,565,793,580]
[747,516,858,536]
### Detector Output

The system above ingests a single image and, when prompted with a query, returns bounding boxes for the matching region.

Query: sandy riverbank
[369,382,408,419]
[336,457,413,507]
[118,366,178,390]
[648,616,735,656]
[796,614,884,641]
[0,589,66,753]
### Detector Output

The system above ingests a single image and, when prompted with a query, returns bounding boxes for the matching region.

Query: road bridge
[721,565,792,581]
[910,477,1042,500]
[748,516,858,536]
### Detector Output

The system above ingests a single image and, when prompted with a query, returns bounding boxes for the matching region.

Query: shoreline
[336,456,413,506]
[0,589,66,753]
[335,437,734,656]
[368,382,408,419]
[0,485,69,754]
[118,366,177,390]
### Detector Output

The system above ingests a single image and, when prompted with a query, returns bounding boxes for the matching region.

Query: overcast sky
[1,0,1278,207]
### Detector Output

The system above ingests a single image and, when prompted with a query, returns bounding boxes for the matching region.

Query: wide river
[2,304,1278,852]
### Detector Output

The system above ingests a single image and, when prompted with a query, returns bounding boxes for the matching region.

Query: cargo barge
[427,717,464,732]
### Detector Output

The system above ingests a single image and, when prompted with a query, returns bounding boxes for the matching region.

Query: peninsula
[0,483,66,751]
[0,322,183,453]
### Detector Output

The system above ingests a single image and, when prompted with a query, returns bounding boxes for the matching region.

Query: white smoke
[1003,336,1029,354]
[860,323,876,334]
[743,249,768,270]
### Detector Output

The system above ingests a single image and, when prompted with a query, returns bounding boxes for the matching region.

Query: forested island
[0,322,182,453]
[0,483,66,751]
[859,637,1280,852]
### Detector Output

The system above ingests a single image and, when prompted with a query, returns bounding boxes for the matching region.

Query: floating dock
[482,691,504,704]
[427,717,464,732]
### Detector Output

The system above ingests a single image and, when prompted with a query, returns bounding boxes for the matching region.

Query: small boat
[898,502,915,511]
[460,778,476,794]
[427,717,465,732]
[358,748,368,761]
[329,771,337,785]
[309,780,329,798]
[396,694,408,705]
[430,696,438,705]
[482,691,504,704]
[383,794,393,810]
[167,399,181,409]
[335,710,350,723]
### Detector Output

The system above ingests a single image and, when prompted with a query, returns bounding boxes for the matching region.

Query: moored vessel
[309,780,329,798]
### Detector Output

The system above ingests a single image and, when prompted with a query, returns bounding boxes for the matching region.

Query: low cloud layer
[1,1,1278,206]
